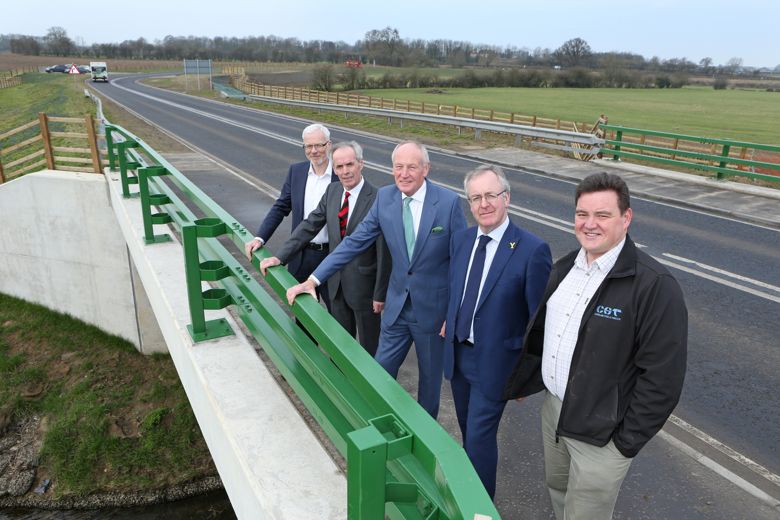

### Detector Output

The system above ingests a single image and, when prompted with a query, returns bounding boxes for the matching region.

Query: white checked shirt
[542,238,626,400]
[303,161,333,245]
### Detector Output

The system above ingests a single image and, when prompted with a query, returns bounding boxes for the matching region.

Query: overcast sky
[3,0,777,68]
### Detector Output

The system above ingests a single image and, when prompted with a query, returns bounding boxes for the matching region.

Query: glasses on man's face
[303,142,329,152]
[468,190,507,206]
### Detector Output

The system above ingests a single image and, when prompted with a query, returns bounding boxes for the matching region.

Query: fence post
[85,114,102,174]
[0,157,5,184]
[38,113,55,170]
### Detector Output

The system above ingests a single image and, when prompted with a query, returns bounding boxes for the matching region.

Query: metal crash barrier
[104,123,500,520]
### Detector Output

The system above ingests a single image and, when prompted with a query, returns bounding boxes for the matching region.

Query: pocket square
[431,226,444,234]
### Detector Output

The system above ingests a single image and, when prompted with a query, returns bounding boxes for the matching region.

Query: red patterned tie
[338,191,350,238]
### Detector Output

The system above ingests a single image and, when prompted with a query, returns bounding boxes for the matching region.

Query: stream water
[0,489,235,519]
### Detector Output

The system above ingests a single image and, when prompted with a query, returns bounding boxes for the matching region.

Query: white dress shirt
[542,238,626,400]
[401,181,427,239]
[303,161,333,245]
[341,177,365,226]
[460,216,510,342]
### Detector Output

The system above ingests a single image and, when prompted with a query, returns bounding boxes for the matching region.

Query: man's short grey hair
[391,140,430,165]
[302,123,330,141]
[331,141,363,161]
[463,164,511,195]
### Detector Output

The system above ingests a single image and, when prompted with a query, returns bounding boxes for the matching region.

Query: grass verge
[0,292,216,497]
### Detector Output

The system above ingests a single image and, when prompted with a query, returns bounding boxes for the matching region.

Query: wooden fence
[230,75,601,134]
[0,113,102,184]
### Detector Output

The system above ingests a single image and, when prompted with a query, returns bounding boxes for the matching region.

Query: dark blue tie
[455,234,492,344]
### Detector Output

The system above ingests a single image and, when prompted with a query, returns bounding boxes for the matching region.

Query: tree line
[2,27,776,77]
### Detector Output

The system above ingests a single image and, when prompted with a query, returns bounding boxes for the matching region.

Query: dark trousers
[450,340,507,498]
[375,297,445,418]
[330,287,381,357]
[291,247,330,311]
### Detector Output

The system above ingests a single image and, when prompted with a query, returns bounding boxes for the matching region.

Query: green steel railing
[601,124,780,183]
[105,124,500,520]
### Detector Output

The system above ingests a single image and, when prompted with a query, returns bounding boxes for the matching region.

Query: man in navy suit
[443,164,552,498]
[287,141,467,418]
[244,123,337,307]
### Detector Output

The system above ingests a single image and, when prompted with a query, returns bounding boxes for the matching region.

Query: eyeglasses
[467,190,507,205]
[303,142,329,152]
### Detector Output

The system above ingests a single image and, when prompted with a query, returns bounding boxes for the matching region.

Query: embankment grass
[0,292,215,497]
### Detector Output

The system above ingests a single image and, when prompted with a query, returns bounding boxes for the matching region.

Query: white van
[90,62,108,82]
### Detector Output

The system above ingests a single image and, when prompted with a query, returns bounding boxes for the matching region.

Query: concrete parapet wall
[105,168,347,519]
[0,171,158,350]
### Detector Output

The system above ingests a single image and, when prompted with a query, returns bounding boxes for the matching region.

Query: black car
[76,65,90,74]
[45,64,69,73]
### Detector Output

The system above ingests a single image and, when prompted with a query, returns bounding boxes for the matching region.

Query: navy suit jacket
[313,180,467,332]
[444,220,552,400]
[255,160,337,275]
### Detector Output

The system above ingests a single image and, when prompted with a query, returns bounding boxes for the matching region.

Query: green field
[353,86,780,145]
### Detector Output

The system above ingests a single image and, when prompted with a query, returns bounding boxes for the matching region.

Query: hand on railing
[259,256,281,275]
[286,278,317,305]
[244,237,264,260]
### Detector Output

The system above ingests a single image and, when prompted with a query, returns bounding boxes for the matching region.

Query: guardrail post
[347,425,387,519]
[346,414,440,519]
[105,126,117,171]
[116,140,141,198]
[182,218,235,342]
[717,144,731,180]
[613,129,623,160]
[138,166,173,244]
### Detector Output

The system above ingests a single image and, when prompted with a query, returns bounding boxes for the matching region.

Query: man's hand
[244,238,263,260]
[286,279,317,305]
[259,256,281,276]
[372,301,385,314]
[439,320,446,338]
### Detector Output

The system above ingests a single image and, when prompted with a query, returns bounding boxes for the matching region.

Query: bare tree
[699,57,713,75]
[724,57,743,75]
[554,37,592,67]
[45,26,75,56]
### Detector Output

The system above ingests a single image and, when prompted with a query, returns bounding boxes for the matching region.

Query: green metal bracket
[612,129,623,161]
[717,144,731,180]
[117,140,141,198]
[138,166,173,244]
[182,218,235,342]
[105,126,117,171]
[347,425,387,519]
[347,415,441,519]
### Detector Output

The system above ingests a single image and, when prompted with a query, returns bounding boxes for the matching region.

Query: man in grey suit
[286,141,467,418]
[259,141,391,355]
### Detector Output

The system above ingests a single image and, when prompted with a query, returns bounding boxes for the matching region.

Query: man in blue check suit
[287,141,467,418]
[245,123,338,307]
[443,164,551,498]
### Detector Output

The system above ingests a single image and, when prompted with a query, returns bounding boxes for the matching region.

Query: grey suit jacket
[276,180,391,309]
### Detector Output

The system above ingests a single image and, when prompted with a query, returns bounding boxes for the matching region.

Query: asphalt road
[90,75,780,519]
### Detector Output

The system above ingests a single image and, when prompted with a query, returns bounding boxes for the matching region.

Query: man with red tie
[259,141,390,355]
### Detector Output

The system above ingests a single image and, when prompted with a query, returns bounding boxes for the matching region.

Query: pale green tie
[403,196,415,260]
